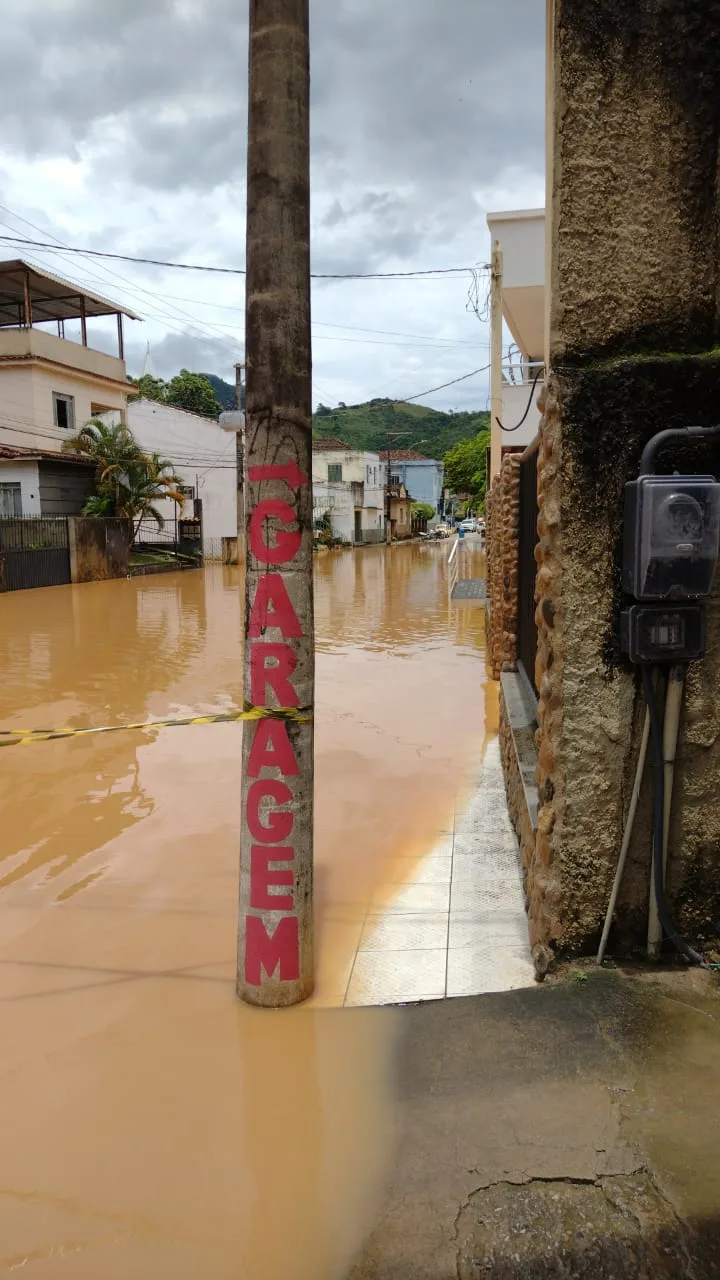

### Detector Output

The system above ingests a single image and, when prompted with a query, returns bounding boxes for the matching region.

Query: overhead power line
[0,233,488,282]
[399,361,493,404]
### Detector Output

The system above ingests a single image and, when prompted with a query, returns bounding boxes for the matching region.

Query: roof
[0,444,94,467]
[380,449,431,462]
[0,260,142,327]
[486,208,545,225]
[312,437,353,452]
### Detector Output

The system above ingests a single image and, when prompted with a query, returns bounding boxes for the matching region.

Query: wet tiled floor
[340,738,535,1007]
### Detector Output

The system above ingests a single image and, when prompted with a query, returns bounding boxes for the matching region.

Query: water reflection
[0,573,208,894]
[0,544,489,1277]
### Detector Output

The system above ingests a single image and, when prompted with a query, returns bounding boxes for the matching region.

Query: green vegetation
[64,420,184,536]
[412,501,436,522]
[442,428,491,512]
[201,373,237,412]
[313,398,489,458]
[129,370,222,418]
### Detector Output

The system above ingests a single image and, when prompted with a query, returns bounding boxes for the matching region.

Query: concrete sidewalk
[348,967,720,1279]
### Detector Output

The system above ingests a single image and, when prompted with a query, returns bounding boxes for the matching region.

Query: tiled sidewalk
[339,739,535,1007]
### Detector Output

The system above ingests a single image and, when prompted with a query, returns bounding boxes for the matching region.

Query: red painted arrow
[248,462,308,488]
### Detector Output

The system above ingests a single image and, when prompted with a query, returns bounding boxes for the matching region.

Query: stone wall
[486,453,521,680]
[531,0,720,957]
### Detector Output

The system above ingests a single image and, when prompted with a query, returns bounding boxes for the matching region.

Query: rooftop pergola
[0,259,141,360]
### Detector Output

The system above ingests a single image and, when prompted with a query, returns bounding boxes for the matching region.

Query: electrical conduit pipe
[647,664,684,960]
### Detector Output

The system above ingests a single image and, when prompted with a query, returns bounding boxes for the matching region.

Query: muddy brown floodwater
[0,540,492,1278]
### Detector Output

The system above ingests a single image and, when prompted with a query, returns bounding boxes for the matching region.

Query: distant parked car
[458,519,478,533]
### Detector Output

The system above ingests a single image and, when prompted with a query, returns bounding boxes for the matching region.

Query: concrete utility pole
[238,0,314,1006]
[235,361,246,545]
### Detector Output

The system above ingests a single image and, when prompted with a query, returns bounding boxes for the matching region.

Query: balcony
[0,327,127,385]
[487,209,545,361]
[500,362,544,449]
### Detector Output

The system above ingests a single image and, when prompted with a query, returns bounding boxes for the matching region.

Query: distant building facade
[380,450,444,520]
[387,482,413,541]
[312,438,386,545]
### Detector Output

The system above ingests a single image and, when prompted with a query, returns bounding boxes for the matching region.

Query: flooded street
[0,540,493,1278]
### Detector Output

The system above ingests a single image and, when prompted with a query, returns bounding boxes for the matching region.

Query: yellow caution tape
[0,707,310,747]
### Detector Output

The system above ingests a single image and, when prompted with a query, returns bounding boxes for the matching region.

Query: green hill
[195,377,488,459]
[200,373,236,412]
[313,398,489,459]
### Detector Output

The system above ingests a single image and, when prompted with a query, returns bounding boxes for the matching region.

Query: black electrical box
[623,475,720,601]
[620,603,706,664]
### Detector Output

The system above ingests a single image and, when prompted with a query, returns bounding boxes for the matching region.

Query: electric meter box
[620,603,706,664]
[623,474,720,601]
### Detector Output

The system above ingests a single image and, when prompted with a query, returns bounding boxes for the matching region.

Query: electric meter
[620,603,706,664]
[623,475,720,600]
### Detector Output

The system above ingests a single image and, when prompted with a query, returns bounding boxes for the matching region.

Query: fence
[0,516,71,591]
[517,449,539,694]
[132,513,203,567]
[448,537,459,596]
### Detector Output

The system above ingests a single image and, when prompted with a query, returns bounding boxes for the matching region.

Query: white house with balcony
[0,260,139,516]
[312,438,386,544]
[486,209,546,481]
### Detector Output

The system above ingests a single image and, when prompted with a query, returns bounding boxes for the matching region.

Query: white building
[312,438,386,544]
[0,259,137,453]
[486,209,546,481]
[103,399,237,560]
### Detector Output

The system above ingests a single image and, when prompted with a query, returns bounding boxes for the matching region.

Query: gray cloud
[0,0,545,413]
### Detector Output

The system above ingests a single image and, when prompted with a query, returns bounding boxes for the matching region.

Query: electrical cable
[641,664,706,967]
[494,365,544,434]
[596,696,652,965]
[393,362,492,405]
[0,234,488,281]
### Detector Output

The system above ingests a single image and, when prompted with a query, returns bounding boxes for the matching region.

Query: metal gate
[0,517,71,591]
[517,450,539,695]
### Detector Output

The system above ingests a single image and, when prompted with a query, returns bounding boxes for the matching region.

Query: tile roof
[0,444,94,466]
[379,449,431,462]
[312,437,353,452]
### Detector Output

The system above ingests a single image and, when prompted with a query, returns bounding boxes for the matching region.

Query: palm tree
[64,418,141,500]
[120,452,185,538]
[64,419,184,535]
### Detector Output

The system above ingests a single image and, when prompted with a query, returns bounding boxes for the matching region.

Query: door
[354,510,362,544]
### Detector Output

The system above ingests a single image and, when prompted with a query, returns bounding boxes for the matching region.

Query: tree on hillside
[165,370,222,418]
[129,374,166,403]
[443,429,491,510]
[129,370,223,418]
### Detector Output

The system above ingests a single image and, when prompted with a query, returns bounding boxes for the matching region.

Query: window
[328,463,342,482]
[390,473,400,486]
[52,392,75,431]
[366,465,371,484]
[0,483,22,516]
[180,486,195,501]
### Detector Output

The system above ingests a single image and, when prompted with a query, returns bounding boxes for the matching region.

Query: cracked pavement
[348,968,720,1278]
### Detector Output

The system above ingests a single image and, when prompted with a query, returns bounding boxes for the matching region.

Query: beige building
[486,209,545,482]
[0,260,138,456]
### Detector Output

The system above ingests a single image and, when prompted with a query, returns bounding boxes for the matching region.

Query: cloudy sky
[1,0,545,412]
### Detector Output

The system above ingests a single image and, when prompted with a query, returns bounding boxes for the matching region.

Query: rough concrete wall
[537,0,720,954]
[486,454,521,680]
[68,518,130,584]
